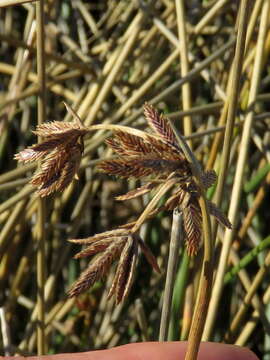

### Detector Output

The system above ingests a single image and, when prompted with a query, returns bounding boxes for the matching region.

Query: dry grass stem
[35,0,46,354]
[203,0,270,341]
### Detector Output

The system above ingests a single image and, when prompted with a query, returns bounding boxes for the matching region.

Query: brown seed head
[14,118,87,196]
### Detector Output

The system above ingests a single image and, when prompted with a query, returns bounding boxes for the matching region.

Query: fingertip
[84,341,259,360]
[197,342,259,360]
[0,341,259,360]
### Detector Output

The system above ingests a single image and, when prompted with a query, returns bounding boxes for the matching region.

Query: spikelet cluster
[15,103,232,303]
[68,230,159,304]
[68,104,231,302]
[15,117,87,196]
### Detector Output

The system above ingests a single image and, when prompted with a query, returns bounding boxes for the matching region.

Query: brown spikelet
[15,116,87,196]
[33,120,86,137]
[14,138,67,163]
[108,236,138,304]
[116,131,153,156]
[54,144,82,191]
[106,131,184,163]
[99,157,183,179]
[136,234,161,273]
[68,227,133,245]
[30,142,83,197]
[68,230,160,303]
[183,201,202,256]
[165,188,186,211]
[106,131,154,156]
[144,103,180,152]
[68,237,127,298]
[207,200,232,229]
[31,148,67,185]
[105,137,127,156]
[74,238,118,259]
[201,170,217,189]
[98,158,153,178]
[145,134,184,160]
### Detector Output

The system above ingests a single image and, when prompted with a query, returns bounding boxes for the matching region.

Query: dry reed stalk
[211,0,251,239]
[110,38,235,126]
[206,0,256,171]
[0,62,76,101]
[0,31,96,73]
[226,249,270,341]
[78,39,235,163]
[135,299,149,341]
[28,298,76,351]
[35,0,46,354]
[203,0,270,341]
[151,15,226,102]
[0,0,36,7]
[85,13,143,126]
[175,0,192,145]
[180,280,194,341]
[236,279,270,346]
[0,306,11,356]
[194,0,230,34]
[0,199,27,258]
[0,185,34,215]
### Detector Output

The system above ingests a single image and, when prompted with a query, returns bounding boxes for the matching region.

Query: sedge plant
[15,103,231,359]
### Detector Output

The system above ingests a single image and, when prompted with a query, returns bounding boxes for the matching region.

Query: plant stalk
[36,0,46,355]
[168,121,213,360]
[175,0,192,146]
[203,0,269,341]
[159,211,183,341]
[210,0,251,244]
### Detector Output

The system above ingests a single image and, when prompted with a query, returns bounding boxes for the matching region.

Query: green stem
[224,235,270,284]
[168,251,190,341]
[159,212,183,341]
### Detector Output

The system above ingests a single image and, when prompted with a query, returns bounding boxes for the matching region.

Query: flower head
[15,117,87,196]
[15,103,231,303]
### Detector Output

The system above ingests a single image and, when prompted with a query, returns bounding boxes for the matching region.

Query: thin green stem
[168,250,190,341]
[159,212,183,341]
[224,235,270,284]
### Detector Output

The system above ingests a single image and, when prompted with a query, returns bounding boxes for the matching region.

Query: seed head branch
[14,103,231,303]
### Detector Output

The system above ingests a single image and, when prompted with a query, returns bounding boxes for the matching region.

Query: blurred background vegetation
[0,0,270,358]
